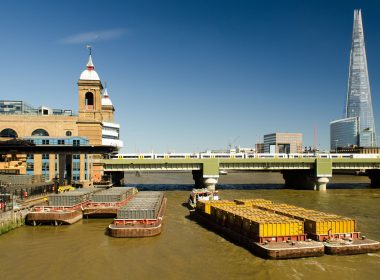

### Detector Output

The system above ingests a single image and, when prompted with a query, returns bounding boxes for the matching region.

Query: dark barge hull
[83,196,135,218]
[83,207,118,218]
[324,239,380,255]
[191,211,324,260]
[26,210,83,225]
[108,197,167,238]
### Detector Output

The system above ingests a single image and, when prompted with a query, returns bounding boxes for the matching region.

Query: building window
[42,154,49,160]
[27,163,34,171]
[42,140,49,145]
[73,154,80,159]
[85,92,94,109]
[42,162,49,171]
[73,162,80,171]
[0,128,18,138]
[27,154,34,160]
[66,131,72,136]
[58,140,65,145]
[73,140,80,146]
[31,129,49,136]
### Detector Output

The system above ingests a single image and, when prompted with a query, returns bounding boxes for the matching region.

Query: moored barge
[26,188,99,226]
[108,191,167,238]
[83,187,137,218]
[193,200,324,259]
[248,200,380,255]
[192,198,379,258]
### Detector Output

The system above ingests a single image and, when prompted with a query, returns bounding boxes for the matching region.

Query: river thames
[1,183,380,280]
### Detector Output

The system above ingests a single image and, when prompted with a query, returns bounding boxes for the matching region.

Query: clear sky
[1,0,379,152]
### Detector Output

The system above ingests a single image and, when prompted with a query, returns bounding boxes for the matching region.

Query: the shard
[345,9,376,147]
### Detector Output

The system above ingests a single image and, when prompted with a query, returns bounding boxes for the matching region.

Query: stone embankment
[0,194,48,235]
[0,209,28,235]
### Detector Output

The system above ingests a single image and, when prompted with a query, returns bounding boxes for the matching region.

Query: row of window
[0,128,73,138]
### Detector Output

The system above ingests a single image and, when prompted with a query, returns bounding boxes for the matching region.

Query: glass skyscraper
[330,117,359,150]
[330,9,377,149]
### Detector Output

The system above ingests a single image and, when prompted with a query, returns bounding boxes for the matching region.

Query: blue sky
[0,0,379,152]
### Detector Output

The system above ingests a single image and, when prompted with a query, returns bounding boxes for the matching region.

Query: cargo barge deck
[83,198,133,218]
[191,210,324,260]
[251,200,380,256]
[83,187,137,218]
[26,206,83,226]
[26,188,100,226]
[108,196,167,238]
[191,198,379,259]
[324,238,380,255]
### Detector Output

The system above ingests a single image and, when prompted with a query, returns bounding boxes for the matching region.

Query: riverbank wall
[0,210,28,235]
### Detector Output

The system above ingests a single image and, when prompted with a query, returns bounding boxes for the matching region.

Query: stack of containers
[234,198,273,206]
[196,200,236,215]
[117,191,164,220]
[195,199,304,242]
[91,187,137,203]
[251,202,357,237]
[209,204,304,241]
[48,188,99,206]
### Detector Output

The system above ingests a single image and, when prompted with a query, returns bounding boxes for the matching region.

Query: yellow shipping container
[304,219,356,235]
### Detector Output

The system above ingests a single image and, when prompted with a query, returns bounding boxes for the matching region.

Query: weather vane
[86,44,92,56]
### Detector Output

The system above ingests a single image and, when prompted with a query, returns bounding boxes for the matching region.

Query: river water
[1,184,380,280]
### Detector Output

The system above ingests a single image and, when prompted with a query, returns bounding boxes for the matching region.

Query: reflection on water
[1,184,380,280]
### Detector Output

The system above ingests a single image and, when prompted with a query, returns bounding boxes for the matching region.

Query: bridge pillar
[192,170,219,191]
[282,171,330,191]
[316,177,329,191]
[203,177,218,191]
[366,170,380,187]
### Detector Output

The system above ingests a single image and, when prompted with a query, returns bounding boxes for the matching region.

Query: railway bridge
[101,155,380,191]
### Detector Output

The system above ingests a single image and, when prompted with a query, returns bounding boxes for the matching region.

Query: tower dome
[79,54,100,80]
[101,87,113,106]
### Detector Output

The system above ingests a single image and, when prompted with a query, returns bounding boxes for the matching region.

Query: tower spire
[345,9,376,146]
[86,45,94,70]
[103,81,109,98]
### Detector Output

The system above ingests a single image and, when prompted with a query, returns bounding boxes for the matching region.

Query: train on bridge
[110,152,380,160]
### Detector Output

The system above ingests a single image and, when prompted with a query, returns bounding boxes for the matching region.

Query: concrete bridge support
[192,170,219,191]
[203,177,218,191]
[366,170,380,187]
[316,177,329,191]
[282,170,329,191]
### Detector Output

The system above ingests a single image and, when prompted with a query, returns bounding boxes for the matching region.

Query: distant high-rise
[346,9,376,146]
[330,9,376,149]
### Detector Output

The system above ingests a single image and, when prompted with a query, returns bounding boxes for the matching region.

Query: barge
[27,207,83,226]
[83,187,137,218]
[192,200,324,259]
[26,188,99,226]
[108,191,167,238]
[248,200,380,255]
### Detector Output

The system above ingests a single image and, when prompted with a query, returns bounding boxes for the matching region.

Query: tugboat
[188,188,220,210]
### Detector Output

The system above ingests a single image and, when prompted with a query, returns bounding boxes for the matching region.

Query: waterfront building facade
[330,9,377,149]
[0,52,123,184]
[330,117,359,150]
[23,136,90,182]
[263,133,303,154]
